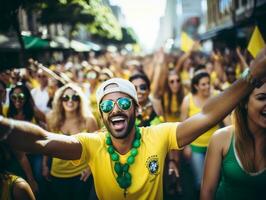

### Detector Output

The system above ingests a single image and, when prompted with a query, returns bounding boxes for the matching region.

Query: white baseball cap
[96,78,138,105]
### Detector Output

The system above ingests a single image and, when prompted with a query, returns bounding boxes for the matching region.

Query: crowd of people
[0,45,265,200]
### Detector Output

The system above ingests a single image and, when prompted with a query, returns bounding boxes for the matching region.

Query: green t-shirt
[216,136,266,199]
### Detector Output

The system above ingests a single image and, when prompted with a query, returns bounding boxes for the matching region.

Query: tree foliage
[0,0,139,44]
[0,0,122,40]
[39,0,122,40]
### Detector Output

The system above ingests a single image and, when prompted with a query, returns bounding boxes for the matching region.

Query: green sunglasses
[11,93,25,101]
[100,97,133,113]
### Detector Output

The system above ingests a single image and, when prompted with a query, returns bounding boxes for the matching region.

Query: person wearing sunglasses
[0,47,266,199]
[129,73,163,127]
[130,72,183,198]
[43,83,98,200]
[164,70,184,122]
[5,84,46,198]
[152,68,186,198]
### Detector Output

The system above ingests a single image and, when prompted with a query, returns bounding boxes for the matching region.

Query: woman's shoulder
[13,177,35,200]
[211,126,232,142]
[182,94,191,104]
[210,126,233,156]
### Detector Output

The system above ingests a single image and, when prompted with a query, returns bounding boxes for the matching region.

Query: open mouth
[110,115,127,131]
[261,110,266,118]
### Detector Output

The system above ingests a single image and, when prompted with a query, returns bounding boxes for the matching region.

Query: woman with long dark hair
[201,82,266,199]
[161,70,185,122]
[8,84,34,121]
[6,83,46,195]
[152,56,186,198]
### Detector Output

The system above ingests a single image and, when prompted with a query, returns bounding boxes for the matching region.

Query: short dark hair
[129,73,150,90]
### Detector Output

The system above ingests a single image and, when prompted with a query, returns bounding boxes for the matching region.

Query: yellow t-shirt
[180,70,190,84]
[163,93,181,122]
[0,174,20,200]
[74,123,180,200]
[51,132,90,178]
[210,71,217,85]
[188,94,219,148]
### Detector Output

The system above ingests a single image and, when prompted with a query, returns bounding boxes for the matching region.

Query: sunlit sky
[110,0,166,51]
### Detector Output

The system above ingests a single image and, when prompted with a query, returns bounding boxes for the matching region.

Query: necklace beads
[106,126,141,190]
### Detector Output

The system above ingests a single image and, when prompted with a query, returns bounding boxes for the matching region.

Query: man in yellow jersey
[0,48,266,199]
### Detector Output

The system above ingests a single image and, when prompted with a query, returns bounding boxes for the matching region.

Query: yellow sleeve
[148,122,182,150]
[164,122,181,150]
[72,132,102,166]
[72,133,90,166]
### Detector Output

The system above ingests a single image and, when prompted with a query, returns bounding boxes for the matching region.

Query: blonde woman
[43,83,98,200]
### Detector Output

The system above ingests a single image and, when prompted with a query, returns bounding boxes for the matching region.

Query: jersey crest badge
[146,156,159,174]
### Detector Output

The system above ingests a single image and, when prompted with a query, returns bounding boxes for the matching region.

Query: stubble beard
[104,112,136,139]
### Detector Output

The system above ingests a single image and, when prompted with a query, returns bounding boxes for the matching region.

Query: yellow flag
[180,32,194,52]
[247,26,265,58]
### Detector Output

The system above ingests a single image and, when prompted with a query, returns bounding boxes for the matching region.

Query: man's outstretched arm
[176,47,266,148]
[0,118,82,160]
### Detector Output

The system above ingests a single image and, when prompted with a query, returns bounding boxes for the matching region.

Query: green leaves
[85,3,122,40]
[0,0,137,44]
[44,0,122,40]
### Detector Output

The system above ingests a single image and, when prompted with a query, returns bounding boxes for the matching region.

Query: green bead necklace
[106,126,141,196]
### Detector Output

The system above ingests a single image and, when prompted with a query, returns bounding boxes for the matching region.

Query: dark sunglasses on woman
[169,79,180,84]
[100,97,132,113]
[61,94,80,102]
[11,93,25,101]
[135,84,148,92]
